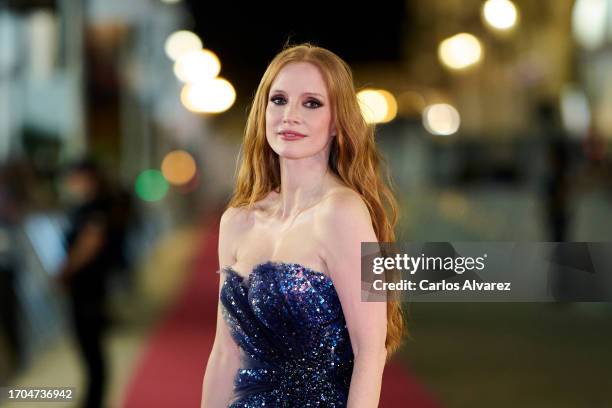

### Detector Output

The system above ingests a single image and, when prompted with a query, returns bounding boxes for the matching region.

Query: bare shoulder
[220,191,279,232]
[315,187,377,279]
[318,187,372,224]
[220,206,248,230]
[314,187,376,249]
[219,206,252,246]
[218,206,251,268]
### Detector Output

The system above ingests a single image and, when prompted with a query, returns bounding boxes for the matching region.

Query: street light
[173,49,221,83]
[572,0,610,50]
[180,77,236,113]
[423,104,461,136]
[482,0,519,31]
[357,89,397,124]
[438,33,483,70]
[164,30,202,61]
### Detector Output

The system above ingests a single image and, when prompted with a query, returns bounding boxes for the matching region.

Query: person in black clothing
[57,160,115,408]
[538,101,571,242]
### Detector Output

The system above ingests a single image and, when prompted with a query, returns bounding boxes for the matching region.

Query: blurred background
[1,0,611,407]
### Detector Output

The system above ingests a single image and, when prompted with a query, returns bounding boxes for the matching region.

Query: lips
[278,130,306,140]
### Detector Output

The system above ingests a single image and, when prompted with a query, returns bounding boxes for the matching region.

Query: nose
[282,101,301,124]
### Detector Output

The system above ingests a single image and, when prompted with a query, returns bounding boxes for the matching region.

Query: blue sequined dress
[220,261,354,407]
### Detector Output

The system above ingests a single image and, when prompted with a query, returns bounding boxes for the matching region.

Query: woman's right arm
[201,208,241,408]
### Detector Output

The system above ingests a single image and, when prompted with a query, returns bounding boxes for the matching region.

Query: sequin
[220,261,354,407]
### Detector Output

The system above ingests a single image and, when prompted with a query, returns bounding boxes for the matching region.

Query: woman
[201,43,404,407]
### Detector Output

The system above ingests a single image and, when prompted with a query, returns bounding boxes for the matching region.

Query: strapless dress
[220,261,354,407]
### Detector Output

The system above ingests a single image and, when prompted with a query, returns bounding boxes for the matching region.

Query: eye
[304,99,322,109]
[270,95,286,105]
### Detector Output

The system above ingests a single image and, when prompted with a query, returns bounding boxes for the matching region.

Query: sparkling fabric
[220,261,354,407]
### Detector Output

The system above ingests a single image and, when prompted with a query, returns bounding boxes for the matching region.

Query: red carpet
[121,218,219,408]
[122,216,443,408]
[380,362,442,408]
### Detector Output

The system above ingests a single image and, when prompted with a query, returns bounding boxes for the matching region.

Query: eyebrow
[270,89,326,99]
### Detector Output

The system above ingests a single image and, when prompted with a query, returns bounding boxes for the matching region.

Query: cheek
[265,108,278,144]
[312,111,332,134]
[265,107,280,138]
[266,105,280,123]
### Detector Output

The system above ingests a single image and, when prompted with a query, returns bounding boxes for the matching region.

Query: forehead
[270,62,328,97]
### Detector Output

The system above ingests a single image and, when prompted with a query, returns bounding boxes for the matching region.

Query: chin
[268,138,329,160]
[273,147,310,160]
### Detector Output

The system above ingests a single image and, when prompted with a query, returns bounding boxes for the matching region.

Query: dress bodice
[220,261,354,407]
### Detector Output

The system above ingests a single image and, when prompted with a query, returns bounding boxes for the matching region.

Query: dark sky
[184,2,406,102]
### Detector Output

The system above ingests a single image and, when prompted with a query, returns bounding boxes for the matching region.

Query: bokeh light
[161,150,197,185]
[164,30,202,61]
[173,49,221,83]
[438,33,483,70]
[482,0,519,31]
[379,90,398,123]
[135,170,169,202]
[180,77,236,113]
[423,104,461,136]
[357,89,397,124]
[560,85,591,138]
[572,0,609,50]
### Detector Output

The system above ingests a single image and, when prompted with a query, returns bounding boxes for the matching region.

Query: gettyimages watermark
[361,242,612,302]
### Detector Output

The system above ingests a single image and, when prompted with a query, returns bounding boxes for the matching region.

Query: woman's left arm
[319,192,387,408]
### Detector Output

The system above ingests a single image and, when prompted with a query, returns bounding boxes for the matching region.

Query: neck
[275,153,330,221]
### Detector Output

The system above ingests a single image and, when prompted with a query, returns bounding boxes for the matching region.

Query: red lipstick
[279,130,306,140]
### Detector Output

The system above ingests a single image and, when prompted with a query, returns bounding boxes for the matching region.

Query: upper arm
[218,207,238,269]
[318,192,387,356]
[212,207,240,355]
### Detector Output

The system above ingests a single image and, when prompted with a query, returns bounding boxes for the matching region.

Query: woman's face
[265,62,335,159]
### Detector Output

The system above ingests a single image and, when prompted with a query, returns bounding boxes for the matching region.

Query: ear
[329,122,337,138]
